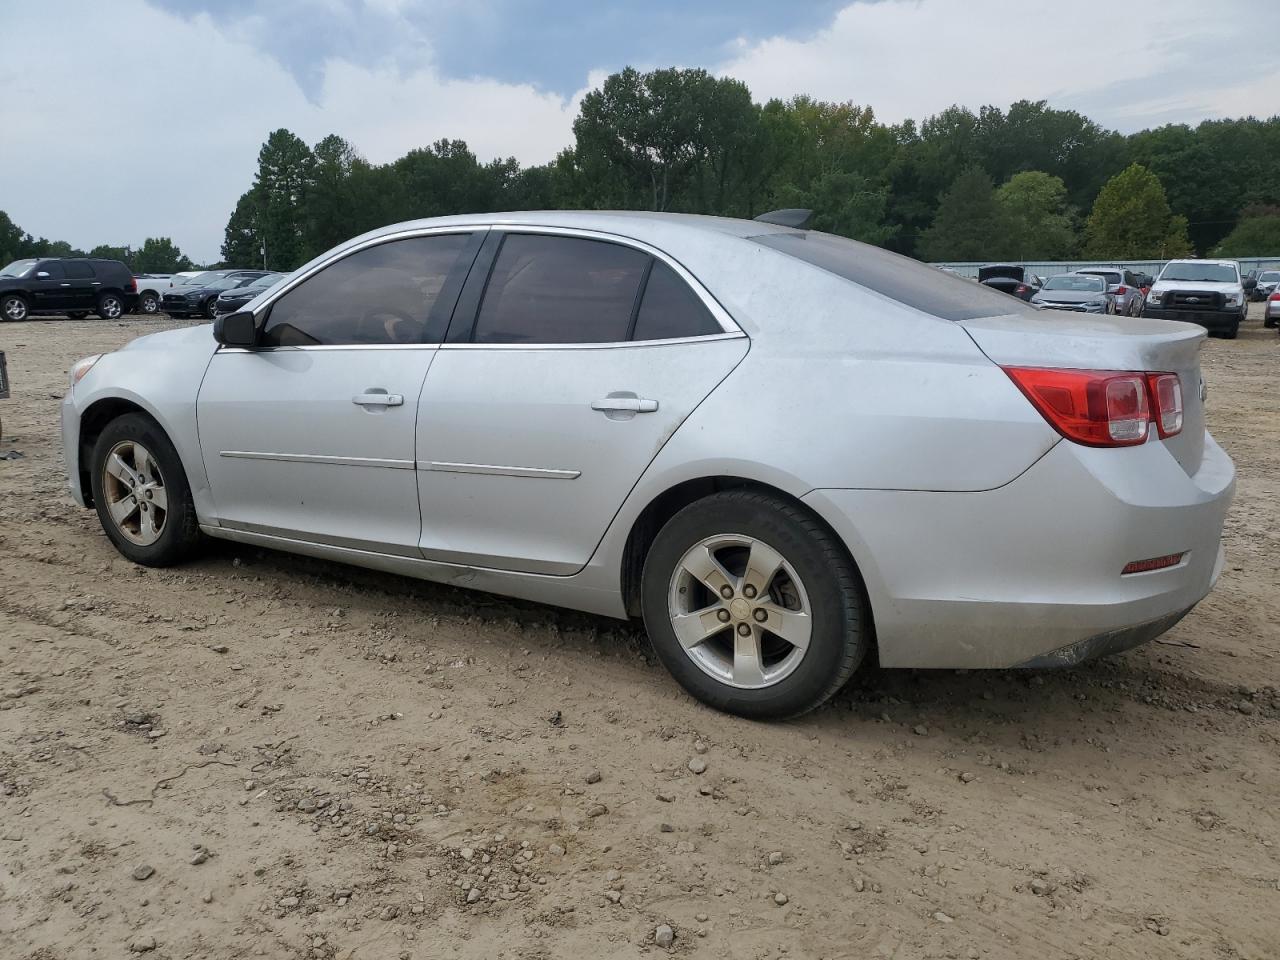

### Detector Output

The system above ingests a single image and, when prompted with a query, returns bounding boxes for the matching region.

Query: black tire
[205,297,219,319]
[1264,315,1277,329]
[1,293,29,322]
[139,292,159,315]
[89,413,201,566]
[66,311,89,320]
[640,490,869,719]
[1222,321,1240,340]
[96,292,124,320]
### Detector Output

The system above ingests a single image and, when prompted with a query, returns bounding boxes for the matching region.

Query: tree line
[223,68,1280,271]
[0,211,197,273]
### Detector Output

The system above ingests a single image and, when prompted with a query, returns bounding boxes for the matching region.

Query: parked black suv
[0,258,138,321]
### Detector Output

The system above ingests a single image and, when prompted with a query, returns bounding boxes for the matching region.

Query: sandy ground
[0,306,1277,960]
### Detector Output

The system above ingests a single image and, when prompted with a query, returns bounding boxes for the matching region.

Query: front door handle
[352,392,404,407]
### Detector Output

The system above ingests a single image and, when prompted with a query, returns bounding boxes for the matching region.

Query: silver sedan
[61,212,1236,718]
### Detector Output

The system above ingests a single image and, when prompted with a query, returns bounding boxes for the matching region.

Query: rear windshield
[752,231,1030,321]
[1043,275,1104,291]
[1160,262,1238,283]
[1257,271,1280,282]
[1075,270,1121,283]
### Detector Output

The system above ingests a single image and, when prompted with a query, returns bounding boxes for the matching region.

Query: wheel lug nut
[753,608,767,622]
[743,584,757,599]
[736,623,751,636]
[719,586,733,599]
[717,609,730,623]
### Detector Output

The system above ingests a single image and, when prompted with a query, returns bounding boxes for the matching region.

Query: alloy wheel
[101,440,169,546]
[141,294,158,314]
[101,296,123,319]
[2,296,27,321]
[667,534,812,689]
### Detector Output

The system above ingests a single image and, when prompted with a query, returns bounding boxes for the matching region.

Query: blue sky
[1,0,1276,262]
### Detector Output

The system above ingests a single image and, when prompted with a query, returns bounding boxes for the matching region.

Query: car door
[28,260,70,310]
[62,259,98,310]
[196,231,481,556]
[415,229,749,575]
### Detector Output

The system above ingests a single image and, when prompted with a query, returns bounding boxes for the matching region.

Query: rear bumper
[804,432,1235,669]
[1141,307,1241,330]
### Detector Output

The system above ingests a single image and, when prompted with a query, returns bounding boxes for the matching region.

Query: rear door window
[63,260,94,279]
[472,234,650,344]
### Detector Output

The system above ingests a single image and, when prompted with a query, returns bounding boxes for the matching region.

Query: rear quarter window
[753,231,1033,321]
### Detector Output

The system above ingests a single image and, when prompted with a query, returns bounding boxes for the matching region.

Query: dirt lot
[0,307,1277,960]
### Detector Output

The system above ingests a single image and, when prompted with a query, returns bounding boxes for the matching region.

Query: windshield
[1258,271,1280,282]
[1042,275,1104,292]
[0,259,36,278]
[1075,270,1121,284]
[1159,262,1239,283]
[244,274,280,291]
[176,271,221,286]
[206,274,255,291]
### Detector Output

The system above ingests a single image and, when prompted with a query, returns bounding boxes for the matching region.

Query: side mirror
[213,310,257,348]
[1243,278,1257,290]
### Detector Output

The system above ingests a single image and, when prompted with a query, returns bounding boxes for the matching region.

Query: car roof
[349,210,798,245]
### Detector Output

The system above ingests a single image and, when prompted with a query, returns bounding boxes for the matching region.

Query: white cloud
[715,0,1271,129]
[0,0,582,263]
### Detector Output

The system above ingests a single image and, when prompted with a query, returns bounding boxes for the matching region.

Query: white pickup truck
[1140,259,1250,339]
[131,274,180,314]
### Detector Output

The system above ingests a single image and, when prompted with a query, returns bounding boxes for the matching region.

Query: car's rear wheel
[641,491,868,719]
[1,294,28,322]
[1264,314,1277,329]
[96,293,124,320]
[139,293,159,314]
[89,413,201,566]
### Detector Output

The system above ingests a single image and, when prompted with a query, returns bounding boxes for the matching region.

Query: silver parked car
[1073,267,1145,316]
[1029,273,1114,313]
[61,212,1235,718]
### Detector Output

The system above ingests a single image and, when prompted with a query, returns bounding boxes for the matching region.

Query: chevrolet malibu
[62,212,1236,718]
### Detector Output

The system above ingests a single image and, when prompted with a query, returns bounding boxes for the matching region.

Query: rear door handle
[591,397,658,413]
[352,392,404,407]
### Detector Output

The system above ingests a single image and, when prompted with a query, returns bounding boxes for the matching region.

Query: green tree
[254,129,315,270]
[88,244,133,264]
[222,187,265,268]
[1212,208,1280,256]
[1083,163,1191,259]
[917,167,1012,261]
[133,237,193,273]
[996,171,1078,259]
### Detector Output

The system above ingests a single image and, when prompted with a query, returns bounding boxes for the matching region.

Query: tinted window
[36,261,65,280]
[472,234,649,344]
[261,234,471,347]
[754,231,1033,322]
[63,260,94,279]
[632,261,721,340]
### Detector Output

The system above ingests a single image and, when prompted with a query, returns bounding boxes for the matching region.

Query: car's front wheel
[641,491,869,719]
[205,298,220,319]
[89,413,201,566]
[1,294,29,322]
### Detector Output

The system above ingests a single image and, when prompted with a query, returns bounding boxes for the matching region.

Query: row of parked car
[0,257,282,322]
[976,260,1265,339]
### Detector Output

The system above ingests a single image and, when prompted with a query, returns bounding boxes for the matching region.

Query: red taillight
[1015,284,1029,294]
[1121,552,1185,575]
[1003,367,1183,447]
[1115,285,1128,295]
[127,277,137,293]
[1270,291,1280,301]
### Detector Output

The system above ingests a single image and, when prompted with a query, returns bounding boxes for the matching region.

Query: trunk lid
[960,313,1207,475]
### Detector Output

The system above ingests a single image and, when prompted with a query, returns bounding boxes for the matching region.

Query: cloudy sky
[2,0,1277,263]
